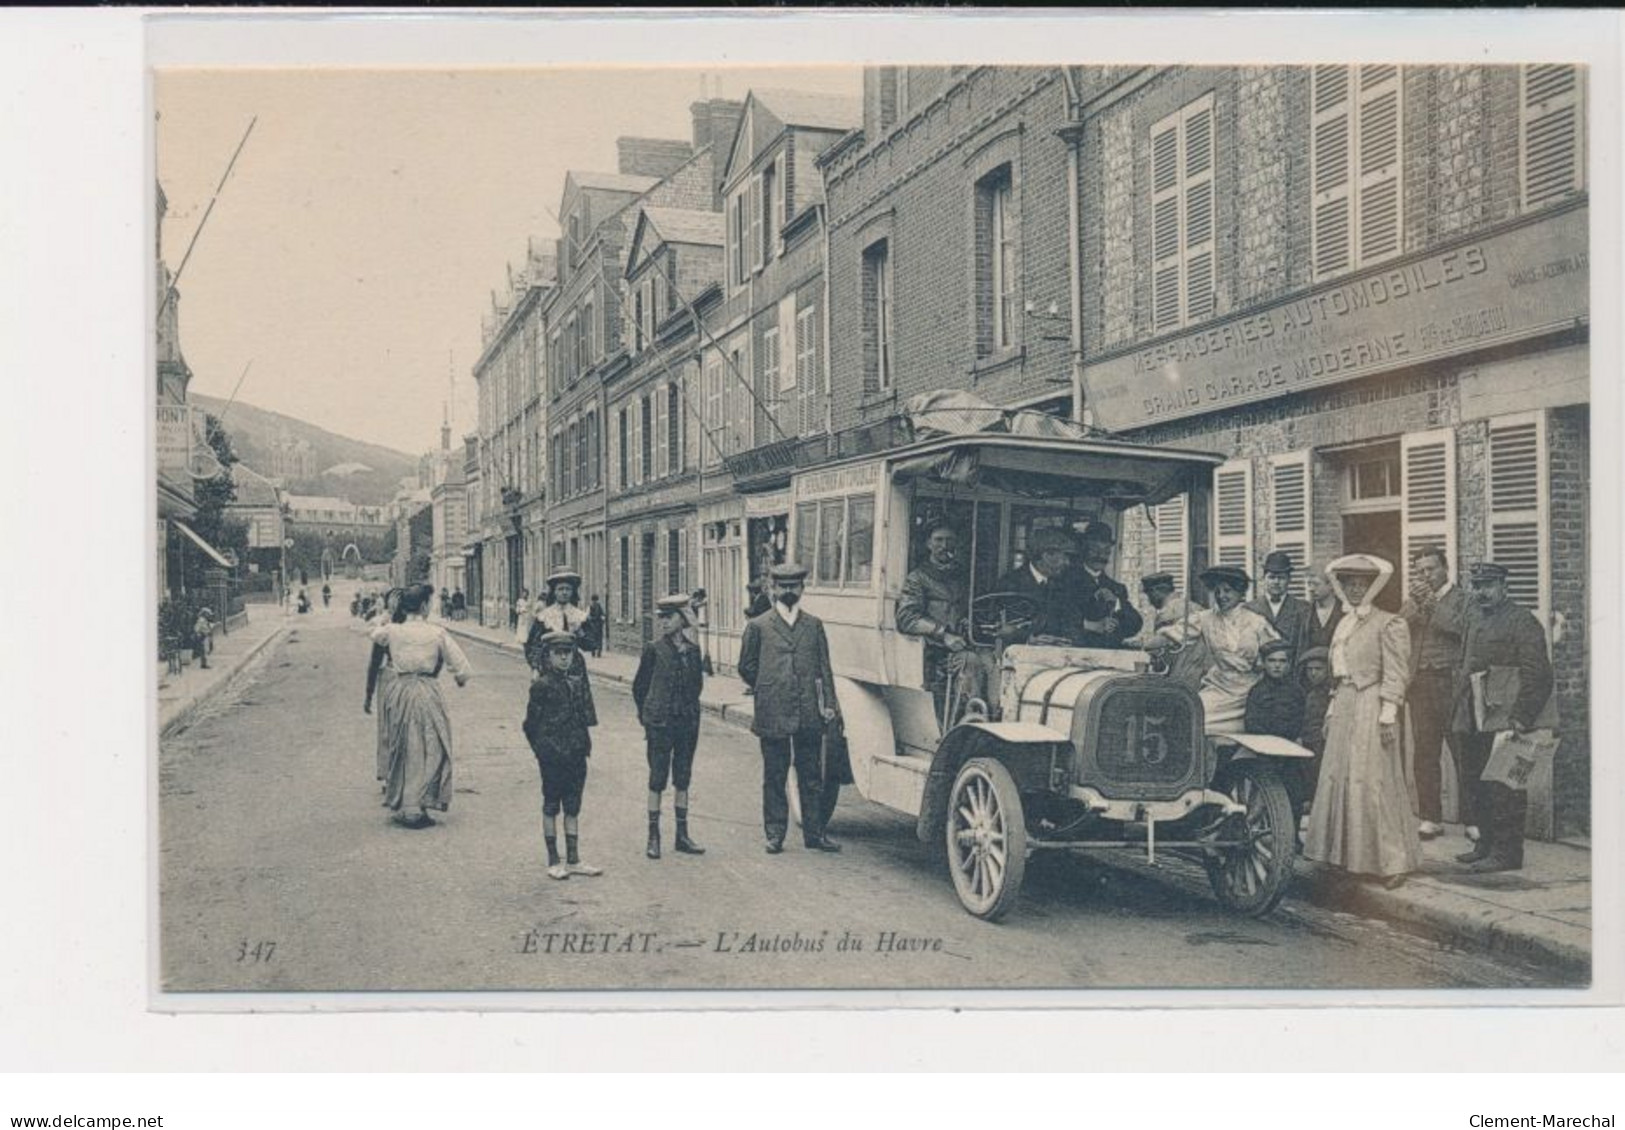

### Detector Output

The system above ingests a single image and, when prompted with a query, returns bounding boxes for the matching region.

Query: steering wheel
[967,591,1041,648]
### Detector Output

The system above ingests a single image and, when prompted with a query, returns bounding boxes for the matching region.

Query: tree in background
[178,414,246,583]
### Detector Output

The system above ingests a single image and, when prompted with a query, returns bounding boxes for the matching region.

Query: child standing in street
[522,631,602,881]
[632,594,707,860]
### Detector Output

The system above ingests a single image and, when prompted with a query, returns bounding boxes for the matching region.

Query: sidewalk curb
[443,623,1587,979]
[159,622,290,739]
[1292,861,1591,980]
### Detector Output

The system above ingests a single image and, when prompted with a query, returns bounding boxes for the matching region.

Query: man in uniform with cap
[1068,522,1143,648]
[896,520,994,724]
[991,528,1083,645]
[1452,561,1554,873]
[1248,550,1312,657]
[737,562,843,854]
[522,630,603,881]
[632,594,708,860]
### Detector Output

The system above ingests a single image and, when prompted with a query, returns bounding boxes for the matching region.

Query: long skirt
[382,673,454,813]
[374,666,396,782]
[1303,682,1422,877]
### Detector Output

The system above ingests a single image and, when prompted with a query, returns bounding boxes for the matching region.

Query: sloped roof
[568,170,662,195]
[752,88,862,133]
[229,463,280,508]
[640,207,724,248]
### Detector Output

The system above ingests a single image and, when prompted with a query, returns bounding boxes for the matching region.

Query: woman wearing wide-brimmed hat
[524,570,590,678]
[1302,554,1419,889]
[1161,564,1280,732]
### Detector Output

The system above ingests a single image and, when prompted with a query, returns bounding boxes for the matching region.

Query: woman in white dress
[513,587,531,644]
[372,583,473,829]
[1302,554,1419,888]
[1178,565,1280,733]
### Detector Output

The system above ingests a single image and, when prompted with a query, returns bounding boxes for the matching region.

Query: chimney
[690,98,746,209]
[616,136,693,180]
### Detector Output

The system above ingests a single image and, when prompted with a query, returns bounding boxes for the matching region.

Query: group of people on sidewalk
[359,564,848,881]
[895,518,1555,891]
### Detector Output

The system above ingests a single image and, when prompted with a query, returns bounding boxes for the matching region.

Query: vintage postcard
[147,10,1618,1010]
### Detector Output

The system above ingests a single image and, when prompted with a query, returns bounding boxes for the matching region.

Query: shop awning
[171,520,233,568]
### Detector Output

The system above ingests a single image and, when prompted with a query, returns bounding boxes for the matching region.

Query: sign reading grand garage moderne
[1082,203,1588,432]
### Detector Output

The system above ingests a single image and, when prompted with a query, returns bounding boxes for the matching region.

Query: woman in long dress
[1165,565,1279,733]
[363,587,404,788]
[373,583,473,829]
[1302,554,1419,888]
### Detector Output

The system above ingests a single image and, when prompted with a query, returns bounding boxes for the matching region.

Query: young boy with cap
[632,594,707,860]
[522,630,602,881]
[1244,639,1306,741]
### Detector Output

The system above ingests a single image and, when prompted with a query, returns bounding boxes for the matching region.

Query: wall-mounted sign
[1083,203,1588,432]
[793,461,880,500]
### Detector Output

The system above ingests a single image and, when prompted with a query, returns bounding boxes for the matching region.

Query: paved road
[160,593,1547,993]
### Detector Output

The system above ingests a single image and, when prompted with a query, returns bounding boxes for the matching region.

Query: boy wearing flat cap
[632,594,707,860]
[522,630,602,881]
[1245,638,1306,742]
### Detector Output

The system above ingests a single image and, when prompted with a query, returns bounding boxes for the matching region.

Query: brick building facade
[1079,65,1590,836]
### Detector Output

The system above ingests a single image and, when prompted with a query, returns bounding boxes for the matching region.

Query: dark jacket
[1070,568,1144,648]
[1401,583,1472,675]
[632,634,704,728]
[1453,599,1553,733]
[737,606,841,738]
[1247,593,1312,658]
[897,561,969,643]
[1299,678,1332,754]
[523,667,597,760]
[991,564,1079,644]
[1299,600,1344,654]
[1244,674,1306,740]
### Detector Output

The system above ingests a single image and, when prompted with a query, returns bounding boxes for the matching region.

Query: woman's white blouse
[371,620,473,679]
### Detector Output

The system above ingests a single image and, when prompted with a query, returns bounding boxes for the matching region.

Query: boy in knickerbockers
[522,631,603,881]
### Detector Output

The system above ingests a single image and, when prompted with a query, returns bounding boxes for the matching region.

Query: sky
[155,66,862,456]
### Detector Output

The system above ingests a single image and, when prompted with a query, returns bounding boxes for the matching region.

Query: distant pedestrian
[1303,555,1419,890]
[1452,561,1554,874]
[633,594,707,860]
[513,588,530,642]
[737,563,843,855]
[523,631,603,881]
[451,587,466,621]
[321,582,332,608]
[371,583,472,830]
[191,607,214,670]
[585,595,606,657]
[296,589,310,615]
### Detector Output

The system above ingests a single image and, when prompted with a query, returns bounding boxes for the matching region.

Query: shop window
[1522,65,1585,211]
[1312,65,1403,280]
[1151,93,1216,333]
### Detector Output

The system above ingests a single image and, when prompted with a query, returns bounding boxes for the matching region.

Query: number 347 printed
[236,940,276,964]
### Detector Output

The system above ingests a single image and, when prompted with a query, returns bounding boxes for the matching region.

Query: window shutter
[749,172,764,272]
[1487,413,1549,628]
[1151,115,1182,333]
[631,400,643,486]
[1213,458,1255,577]
[1183,98,1215,323]
[1356,65,1402,264]
[1312,65,1353,279]
[778,295,797,393]
[1268,451,1314,600]
[776,151,790,232]
[1154,496,1190,596]
[654,384,669,480]
[1400,428,1457,602]
[1522,65,1583,210]
[678,527,689,593]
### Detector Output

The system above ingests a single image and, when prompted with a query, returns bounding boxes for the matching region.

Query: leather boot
[646,813,661,860]
[674,808,705,855]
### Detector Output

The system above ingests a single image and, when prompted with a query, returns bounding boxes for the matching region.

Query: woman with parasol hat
[1301,554,1419,888]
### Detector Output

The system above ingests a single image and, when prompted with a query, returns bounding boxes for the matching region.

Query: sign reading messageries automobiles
[1082,203,1588,432]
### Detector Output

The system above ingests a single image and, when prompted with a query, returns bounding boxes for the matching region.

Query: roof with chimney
[751,88,863,133]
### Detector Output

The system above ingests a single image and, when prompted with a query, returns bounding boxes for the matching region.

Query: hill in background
[191,393,422,507]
